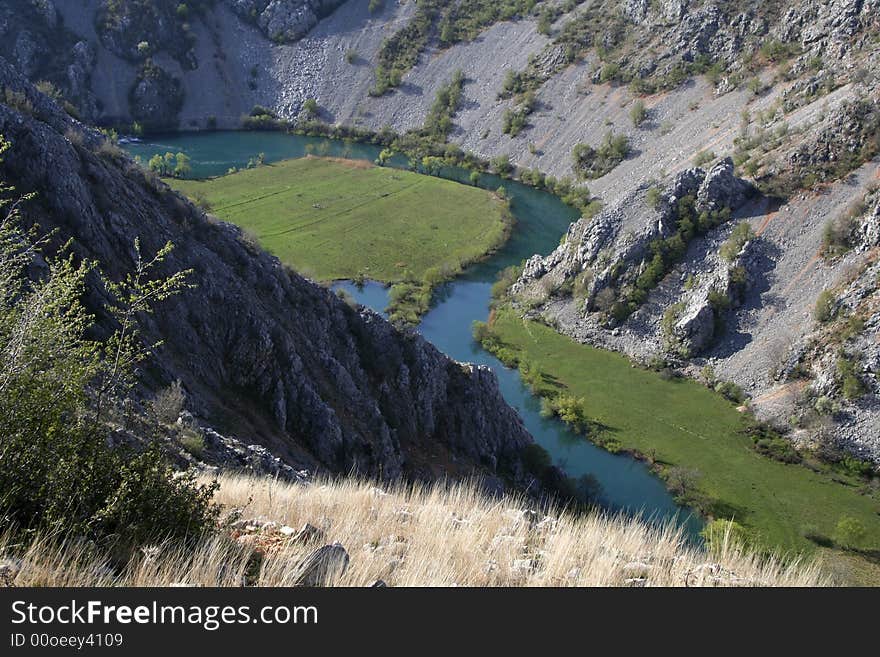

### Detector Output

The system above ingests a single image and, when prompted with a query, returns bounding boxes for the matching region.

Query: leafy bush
[422,70,465,140]
[822,201,861,259]
[834,516,867,549]
[491,264,524,300]
[491,154,513,176]
[152,380,186,424]
[179,429,206,458]
[693,149,716,167]
[720,222,755,262]
[715,381,746,405]
[813,289,837,323]
[302,98,319,117]
[665,466,701,501]
[629,99,647,127]
[571,132,630,179]
[543,394,592,434]
[0,147,217,548]
[836,355,866,400]
[744,422,800,463]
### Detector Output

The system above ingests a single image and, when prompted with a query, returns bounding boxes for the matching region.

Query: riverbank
[171,156,513,325]
[480,306,880,570]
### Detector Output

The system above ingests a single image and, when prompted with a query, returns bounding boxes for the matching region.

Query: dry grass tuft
[0,474,827,587]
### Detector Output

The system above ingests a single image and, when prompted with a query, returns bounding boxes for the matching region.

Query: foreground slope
[0,56,536,490]
[0,473,827,587]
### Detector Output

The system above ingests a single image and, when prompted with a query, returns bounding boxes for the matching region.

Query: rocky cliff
[6,0,880,461]
[0,56,537,490]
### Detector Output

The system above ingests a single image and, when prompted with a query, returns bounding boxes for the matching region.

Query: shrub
[491,154,513,176]
[814,396,835,416]
[693,149,716,167]
[490,264,523,300]
[4,88,34,115]
[179,429,206,458]
[545,394,592,434]
[537,10,553,36]
[822,206,858,259]
[302,98,320,117]
[834,516,867,549]
[715,381,746,405]
[590,286,615,313]
[502,107,529,136]
[422,70,465,140]
[152,380,186,424]
[35,80,62,101]
[702,519,755,553]
[813,289,836,323]
[746,422,800,463]
[837,355,866,400]
[572,132,629,179]
[719,222,755,262]
[646,186,661,209]
[629,99,647,127]
[666,466,701,501]
[0,157,217,548]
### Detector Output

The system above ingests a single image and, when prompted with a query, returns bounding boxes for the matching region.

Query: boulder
[292,543,350,586]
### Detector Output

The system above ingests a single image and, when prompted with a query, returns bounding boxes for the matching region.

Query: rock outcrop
[95,0,198,68]
[227,0,348,43]
[129,60,185,131]
[514,158,753,322]
[0,57,536,491]
[0,0,99,120]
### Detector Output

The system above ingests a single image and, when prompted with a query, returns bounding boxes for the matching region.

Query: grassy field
[0,474,826,587]
[172,157,509,285]
[487,308,880,568]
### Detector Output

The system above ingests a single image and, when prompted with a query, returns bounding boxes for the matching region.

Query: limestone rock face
[227,0,347,43]
[513,159,753,321]
[0,57,536,492]
[129,62,184,130]
[697,158,752,214]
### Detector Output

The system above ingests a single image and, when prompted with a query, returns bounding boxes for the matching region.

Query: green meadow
[172,156,510,284]
[488,308,880,567]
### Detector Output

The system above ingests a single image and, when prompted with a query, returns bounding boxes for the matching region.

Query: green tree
[163,151,176,175]
[0,137,216,547]
[148,153,165,175]
[302,98,319,117]
[814,289,836,323]
[173,152,191,178]
[630,99,647,127]
[834,516,867,549]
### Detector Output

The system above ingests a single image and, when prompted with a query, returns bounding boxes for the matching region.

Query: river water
[125,131,702,538]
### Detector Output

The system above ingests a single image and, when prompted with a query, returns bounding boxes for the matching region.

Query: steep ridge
[0,57,537,490]
[6,1,880,461]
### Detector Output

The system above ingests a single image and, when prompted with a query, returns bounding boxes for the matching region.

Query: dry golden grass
[0,474,827,587]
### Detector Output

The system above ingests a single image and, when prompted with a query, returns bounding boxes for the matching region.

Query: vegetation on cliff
[0,138,217,550]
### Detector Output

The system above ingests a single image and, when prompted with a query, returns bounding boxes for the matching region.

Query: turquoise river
[125,131,702,539]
